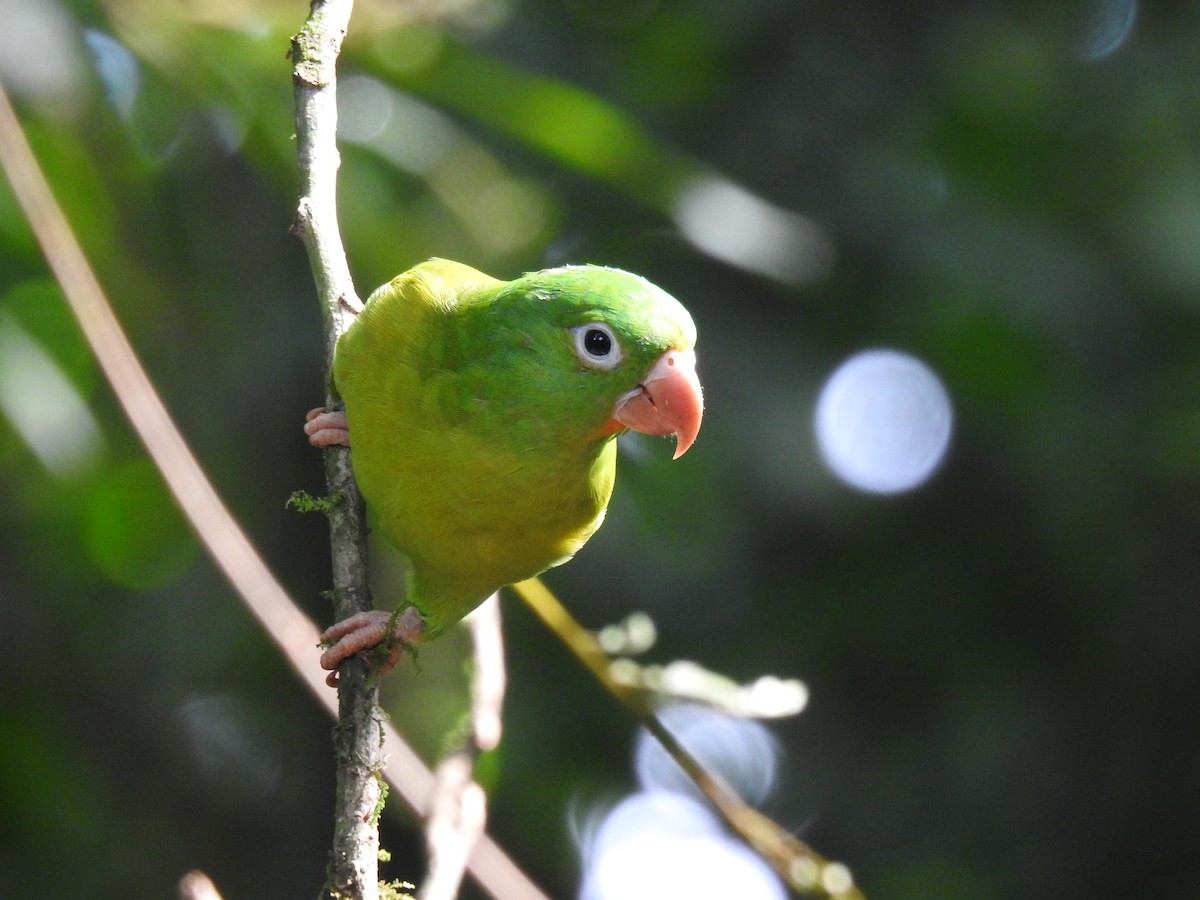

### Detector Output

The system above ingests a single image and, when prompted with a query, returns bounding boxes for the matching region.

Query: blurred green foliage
[2,0,1198,897]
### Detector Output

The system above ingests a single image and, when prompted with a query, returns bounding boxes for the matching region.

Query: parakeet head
[473,264,704,458]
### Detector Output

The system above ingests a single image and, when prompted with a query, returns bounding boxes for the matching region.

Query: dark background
[1,0,1196,897]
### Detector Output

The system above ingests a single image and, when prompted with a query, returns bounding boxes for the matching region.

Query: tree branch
[511,577,864,900]
[419,594,506,900]
[289,2,389,897]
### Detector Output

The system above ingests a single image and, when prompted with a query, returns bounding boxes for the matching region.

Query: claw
[319,607,426,686]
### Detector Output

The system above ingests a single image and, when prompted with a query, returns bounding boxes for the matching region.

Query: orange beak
[610,348,704,459]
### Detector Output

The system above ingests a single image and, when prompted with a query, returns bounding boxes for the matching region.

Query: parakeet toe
[304,407,351,448]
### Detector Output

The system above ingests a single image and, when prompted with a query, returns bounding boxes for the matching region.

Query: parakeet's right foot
[305,407,350,447]
[319,607,426,686]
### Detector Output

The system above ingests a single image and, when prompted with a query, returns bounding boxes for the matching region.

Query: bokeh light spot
[635,704,779,806]
[1078,0,1136,62]
[0,311,103,479]
[337,75,395,144]
[0,0,84,102]
[83,30,140,119]
[814,348,953,494]
[581,791,785,900]
[176,695,282,805]
[671,175,835,285]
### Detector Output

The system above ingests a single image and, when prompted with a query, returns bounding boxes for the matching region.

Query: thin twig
[420,753,488,900]
[0,72,548,900]
[467,594,507,754]
[511,578,865,900]
[419,595,505,900]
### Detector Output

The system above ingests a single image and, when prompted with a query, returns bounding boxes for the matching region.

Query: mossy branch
[290,2,384,898]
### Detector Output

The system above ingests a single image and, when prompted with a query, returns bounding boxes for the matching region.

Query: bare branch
[291,0,362,322]
[419,595,506,900]
[468,594,507,753]
[420,753,489,900]
[511,577,865,900]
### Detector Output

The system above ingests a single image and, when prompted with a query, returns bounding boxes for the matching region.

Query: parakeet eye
[571,323,623,369]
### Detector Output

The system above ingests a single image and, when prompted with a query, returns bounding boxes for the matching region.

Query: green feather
[332,258,697,637]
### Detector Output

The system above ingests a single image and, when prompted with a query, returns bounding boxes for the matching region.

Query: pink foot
[319,607,426,686]
[305,407,350,448]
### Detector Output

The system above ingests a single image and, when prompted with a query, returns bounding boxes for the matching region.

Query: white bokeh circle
[814,348,953,494]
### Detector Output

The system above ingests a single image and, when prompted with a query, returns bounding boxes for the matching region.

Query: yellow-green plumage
[332,258,698,637]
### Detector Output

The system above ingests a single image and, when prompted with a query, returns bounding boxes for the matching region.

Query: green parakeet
[305,258,703,678]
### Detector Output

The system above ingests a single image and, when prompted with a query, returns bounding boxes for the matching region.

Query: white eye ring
[571,323,623,369]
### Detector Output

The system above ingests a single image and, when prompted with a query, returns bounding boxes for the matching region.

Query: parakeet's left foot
[304,407,350,447]
[319,607,426,686]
